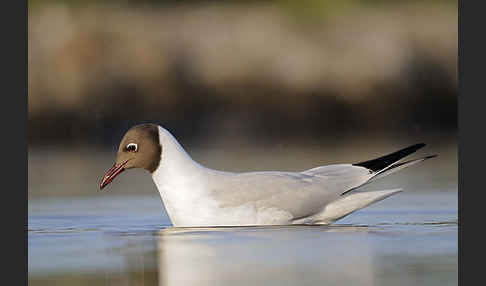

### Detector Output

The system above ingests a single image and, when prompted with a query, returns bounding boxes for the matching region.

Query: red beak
[100,160,128,190]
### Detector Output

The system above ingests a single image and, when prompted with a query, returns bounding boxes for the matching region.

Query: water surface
[28,192,457,286]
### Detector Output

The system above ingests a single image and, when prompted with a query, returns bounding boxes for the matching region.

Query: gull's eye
[126,143,138,152]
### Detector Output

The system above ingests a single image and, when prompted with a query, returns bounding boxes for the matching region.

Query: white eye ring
[126,143,138,152]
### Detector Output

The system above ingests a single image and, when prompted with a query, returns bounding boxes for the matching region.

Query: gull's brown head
[100,123,162,190]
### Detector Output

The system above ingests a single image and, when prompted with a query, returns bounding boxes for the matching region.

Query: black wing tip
[412,142,426,149]
[424,154,438,160]
[401,143,426,153]
[353,143,429,172]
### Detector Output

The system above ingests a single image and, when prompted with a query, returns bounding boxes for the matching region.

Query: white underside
[152,126,411,227]
[292,189,402,224]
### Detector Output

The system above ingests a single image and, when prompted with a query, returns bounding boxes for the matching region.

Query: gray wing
[208,164,373,220]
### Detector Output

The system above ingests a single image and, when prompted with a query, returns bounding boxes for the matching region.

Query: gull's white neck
[154,126,205,174]
[151,126,212,225]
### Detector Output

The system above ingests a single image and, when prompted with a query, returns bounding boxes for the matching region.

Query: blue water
[28,192,457,286]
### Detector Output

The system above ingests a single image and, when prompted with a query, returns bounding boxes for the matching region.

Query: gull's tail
[313,189,403,224]
[341,143,437,196]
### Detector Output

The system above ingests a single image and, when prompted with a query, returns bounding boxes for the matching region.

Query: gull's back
[200,164,373,225]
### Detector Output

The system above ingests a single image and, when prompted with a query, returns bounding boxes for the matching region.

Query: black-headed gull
[100,124,436,227]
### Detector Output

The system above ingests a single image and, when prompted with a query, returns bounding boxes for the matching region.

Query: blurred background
[28,0,457,196]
